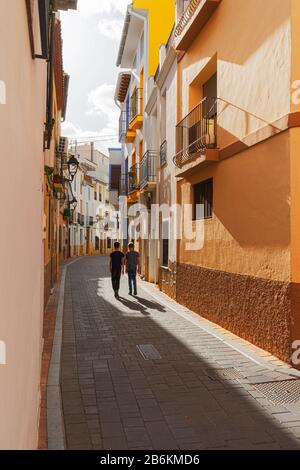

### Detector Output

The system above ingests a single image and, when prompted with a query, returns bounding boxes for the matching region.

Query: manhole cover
[137,344,161,360]
[253,379,300,405]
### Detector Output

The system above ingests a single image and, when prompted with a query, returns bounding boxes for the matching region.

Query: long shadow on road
[60,257,300,450]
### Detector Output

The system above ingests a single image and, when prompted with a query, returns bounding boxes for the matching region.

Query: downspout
[45,12,55,150]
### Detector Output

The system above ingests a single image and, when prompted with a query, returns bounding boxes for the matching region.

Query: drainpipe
[114,97,122,110]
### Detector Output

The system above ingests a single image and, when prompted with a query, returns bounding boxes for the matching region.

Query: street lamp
[67,155,79,181]
[69,196,78,209]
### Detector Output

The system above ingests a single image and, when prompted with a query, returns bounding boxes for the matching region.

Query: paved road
[60,256,300,450]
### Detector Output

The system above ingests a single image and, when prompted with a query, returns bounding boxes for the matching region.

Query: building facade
[114,0,300,366]
[115,0,175,281]
[0,0,77,449]
[44,15,71,307]
[69,144,110,257]
[145,29,178,297]
[173,0,300,363]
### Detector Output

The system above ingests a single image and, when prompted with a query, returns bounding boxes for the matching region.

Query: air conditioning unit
[57,137,69,155]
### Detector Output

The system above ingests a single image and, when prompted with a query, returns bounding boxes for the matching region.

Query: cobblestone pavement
[60,257,300,450]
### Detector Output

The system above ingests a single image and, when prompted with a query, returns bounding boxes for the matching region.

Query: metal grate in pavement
[253,379,300,405]
[206,368,244,381]
[137,344,162,360]
[215,368,245,380]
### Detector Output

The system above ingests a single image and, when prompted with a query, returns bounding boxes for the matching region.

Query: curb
[47,258,82,450]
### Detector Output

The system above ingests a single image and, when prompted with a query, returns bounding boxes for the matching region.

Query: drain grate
[253,379,300,405]
[216,368,245,380]
[206,368,244,381]
[137,344,162,360]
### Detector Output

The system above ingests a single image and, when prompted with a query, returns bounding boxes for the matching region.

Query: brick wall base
[159,267,176,300]
[176,263,293,363]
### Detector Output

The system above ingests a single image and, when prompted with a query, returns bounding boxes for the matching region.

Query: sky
[60,0,130,154]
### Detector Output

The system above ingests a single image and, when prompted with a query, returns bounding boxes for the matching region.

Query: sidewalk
[51,256,300,450]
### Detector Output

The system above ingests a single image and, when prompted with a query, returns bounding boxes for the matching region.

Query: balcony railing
[130,88,143,123]
[175,0,202,38]
[140,151,158,189]
[174,97,218,168]
[77,213,84,226]
[175,0,222,50]
[160,140,167,167]
[119,174,128,196]
[128,164,140,193]
[119,111,128,142]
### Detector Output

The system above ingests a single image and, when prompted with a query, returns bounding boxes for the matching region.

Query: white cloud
[61,83,120,154]
[87,83,119,125]
[98,18,124,41]
[78,0,129,17]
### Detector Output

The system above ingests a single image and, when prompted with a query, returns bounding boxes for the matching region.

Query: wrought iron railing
[119,173,128,196]
[175,0,202,38]
[173,97,218,168]
[119,111,127,141]
[160,140,167,166]
[77,213,84,226]
[130,88,143,123]
[128,164,140,193]
[140,151,158,189]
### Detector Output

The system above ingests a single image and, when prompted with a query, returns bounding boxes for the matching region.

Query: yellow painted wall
[133,0,175,76]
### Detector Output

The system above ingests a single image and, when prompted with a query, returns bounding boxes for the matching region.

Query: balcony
[119,111,126,142]
[119,174,128,197]
[119,110,136,143]
[160,140,167,167]
[128,164,140,194]
[175,0,222,51]
[129,88,143,131]
[52,0,78,11]
[77,213,84,226]
[53,174,65,193]
[173,97,219,175]
[140,151,158,190]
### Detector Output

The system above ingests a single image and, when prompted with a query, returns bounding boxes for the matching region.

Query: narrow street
[55,256,300,450]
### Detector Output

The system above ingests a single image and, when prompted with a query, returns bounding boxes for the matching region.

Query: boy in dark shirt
[110,242,125,299]
[126,243,140,296]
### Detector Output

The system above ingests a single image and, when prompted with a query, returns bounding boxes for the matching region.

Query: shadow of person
[135,296,166,313]
[117,296,151,316]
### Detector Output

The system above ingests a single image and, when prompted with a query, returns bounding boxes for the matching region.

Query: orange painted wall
[178,132,291,282]
[176,0,294,282]
[177,0,291,147]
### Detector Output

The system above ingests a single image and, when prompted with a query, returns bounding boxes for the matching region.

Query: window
[162,220,169,268]
[203,73,217,118]
[194,178,213,219]
[107,238,112,249]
